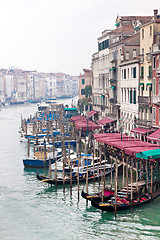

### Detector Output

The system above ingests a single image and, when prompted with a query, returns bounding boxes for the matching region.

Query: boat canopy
[136,148,160,160]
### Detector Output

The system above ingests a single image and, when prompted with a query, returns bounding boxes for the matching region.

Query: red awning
[131,127,152,135]
[71,116,85,122]
[87,110,97,117]
[147,129,160,141]
[97,117,116,125]
[75,119,101,131]
[125,146,159,156]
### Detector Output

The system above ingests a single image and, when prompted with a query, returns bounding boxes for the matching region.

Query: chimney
[154,9,158,19]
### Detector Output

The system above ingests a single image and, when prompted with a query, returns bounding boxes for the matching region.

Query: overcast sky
[0,0,159,75]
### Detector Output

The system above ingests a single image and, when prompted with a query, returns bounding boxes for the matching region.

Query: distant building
[79,69,92,99]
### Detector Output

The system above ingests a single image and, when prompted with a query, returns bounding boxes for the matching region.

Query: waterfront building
[16,75,27,101]
[79,69,92,100]
[45,73,57,99]
[152,20,160,129]
[92,14,152,127]
[92,31,110,118]
[4,74,14,100]
[119,33,140,135]
[0,73,5,104]
[138,10,160,129]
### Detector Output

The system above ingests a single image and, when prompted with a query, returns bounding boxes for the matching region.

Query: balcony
[101,105,105,111]
[146,53,152,62]
[135,118,152,128]
[110,97,117,104]
[138,96,151,105]
[110,79,117,86]
[139,54,144,63]
[156,68,160,75]
[152,95,160,105]
[153,43,160,52]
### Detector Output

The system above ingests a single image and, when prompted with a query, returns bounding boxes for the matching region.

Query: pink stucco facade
[78,69,92,99]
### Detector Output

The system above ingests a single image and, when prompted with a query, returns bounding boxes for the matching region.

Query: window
[98,42,101,51]
[153,56,156,69]
[82,79,85,84]
[128,68,129,79]
[150,26,152,36]
[133,49,136,58]
[148,66,152,78]
[133,89,136,104]
[121,89,123,102]
[133,67,136,78]
[81,89,85,95]
[126,52,129,60]
[153,108,155,122]
[122,69,123,79]
[153,78,156,95]
[124,69,126,79]
[141,66,144,78]
[130,89,132,104]
[142,29,144,39]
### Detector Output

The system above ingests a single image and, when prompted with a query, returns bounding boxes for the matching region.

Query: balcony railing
[135,118,152,128]
[110,97,117,104]
[156,68,160,75]
[139,54,144,63]
[138,96,151,105]
[146,53,152,62]
[101,105,105,111]
[152,95,160,104]
[110,79,117,86]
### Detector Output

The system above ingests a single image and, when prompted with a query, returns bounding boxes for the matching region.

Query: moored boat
[81,189,114,202]
[91,190,160,212]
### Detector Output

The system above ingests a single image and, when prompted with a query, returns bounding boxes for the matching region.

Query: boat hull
[23,158,54,168]
[91,190,160,212]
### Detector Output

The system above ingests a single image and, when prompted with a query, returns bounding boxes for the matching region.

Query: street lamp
[86,110,89,137]
[118,118,124,141]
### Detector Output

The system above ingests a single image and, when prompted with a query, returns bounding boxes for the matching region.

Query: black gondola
[36,169,113,186]
[81,189,114,202]
[91,190,160,212]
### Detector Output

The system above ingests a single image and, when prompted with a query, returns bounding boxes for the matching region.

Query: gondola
[81,189,114,202]
[36,169,113,186]
[91,190,160,212]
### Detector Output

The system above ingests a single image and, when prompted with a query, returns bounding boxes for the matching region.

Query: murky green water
[0,102,160,240]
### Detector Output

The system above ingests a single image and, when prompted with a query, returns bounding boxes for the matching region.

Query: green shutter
[130,90,132,103]
[141,66,144,78]
[133,90,136,104]
[149,66,152,78]
[124,69,126,79]
[133,67,136,78]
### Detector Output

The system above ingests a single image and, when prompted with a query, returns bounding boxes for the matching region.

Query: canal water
[0,99,160,240]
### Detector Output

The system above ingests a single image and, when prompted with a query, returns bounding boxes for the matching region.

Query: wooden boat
[23,145,62,168]
[91,190,160,212]
[81,189,114,202]
[36,168,114,185]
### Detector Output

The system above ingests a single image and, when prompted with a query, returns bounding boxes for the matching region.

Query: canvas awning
[71,116,85,122]
[75,119,101,131]
[131,127,152,135]
[136,148,160,160]
[97,117,116,125]
[109,67,116,71]
[86,110,97,118]
[147,129,160,141]
[125,146,159,156]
